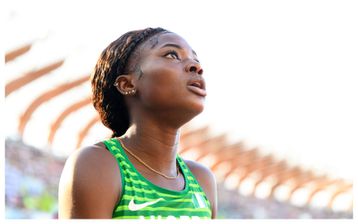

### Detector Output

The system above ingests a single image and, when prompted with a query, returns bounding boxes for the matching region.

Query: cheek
[136,63,205,114]
[138,66,185,103]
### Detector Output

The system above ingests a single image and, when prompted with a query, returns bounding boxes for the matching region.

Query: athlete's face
[133,32,206,117]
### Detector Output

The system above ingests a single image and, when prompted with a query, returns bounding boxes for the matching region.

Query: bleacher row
[179,125,353,218]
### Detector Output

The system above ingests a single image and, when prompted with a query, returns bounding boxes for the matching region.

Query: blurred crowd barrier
[5,139,64,218]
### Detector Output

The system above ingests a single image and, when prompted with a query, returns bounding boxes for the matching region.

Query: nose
[185,60,203,75]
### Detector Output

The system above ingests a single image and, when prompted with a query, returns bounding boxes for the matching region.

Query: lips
[187,78,207,97]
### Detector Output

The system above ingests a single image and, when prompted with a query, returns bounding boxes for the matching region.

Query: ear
[114,75,136,95]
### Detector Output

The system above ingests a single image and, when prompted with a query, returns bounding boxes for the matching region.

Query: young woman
[58,27,217,219]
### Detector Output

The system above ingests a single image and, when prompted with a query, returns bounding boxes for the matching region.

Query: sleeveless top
[103,138,212,220]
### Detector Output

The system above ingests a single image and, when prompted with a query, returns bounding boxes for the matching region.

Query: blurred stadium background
[4,0,355,219]
[4,41,354,219]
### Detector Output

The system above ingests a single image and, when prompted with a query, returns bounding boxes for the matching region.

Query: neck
[120,121,180,175]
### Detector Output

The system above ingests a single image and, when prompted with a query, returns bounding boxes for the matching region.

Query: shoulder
[184,159,215,183]
[61,142,120,186]
[58,141,121,218]
[184,159,218,218]
[68,141,118,170]
[65,142,120,182]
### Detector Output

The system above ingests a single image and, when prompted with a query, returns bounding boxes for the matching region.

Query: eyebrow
[160,43,197,56]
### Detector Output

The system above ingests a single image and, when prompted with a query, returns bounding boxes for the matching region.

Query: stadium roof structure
[5,41,353,214]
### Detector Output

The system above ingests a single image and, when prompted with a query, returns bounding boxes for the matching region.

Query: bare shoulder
[184,159,215,181]
[184,159,218,218]
[58,141,121,218]
[65,142,118,173]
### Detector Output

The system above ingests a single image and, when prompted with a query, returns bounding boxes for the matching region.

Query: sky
[4,0,358,183]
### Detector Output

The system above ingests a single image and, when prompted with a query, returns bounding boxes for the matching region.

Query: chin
[181,106,204,127]
[187,100,205,116]
[162,102,205,129]
[194,103,205,113]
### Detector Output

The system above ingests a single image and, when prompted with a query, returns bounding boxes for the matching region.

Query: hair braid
[91,27,168,137]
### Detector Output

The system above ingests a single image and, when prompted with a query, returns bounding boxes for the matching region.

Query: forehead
[144,32,194,52]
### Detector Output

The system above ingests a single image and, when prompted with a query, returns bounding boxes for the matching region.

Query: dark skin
[58,32,218,219]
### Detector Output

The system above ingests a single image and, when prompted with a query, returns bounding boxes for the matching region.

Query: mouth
[187,79,207,97]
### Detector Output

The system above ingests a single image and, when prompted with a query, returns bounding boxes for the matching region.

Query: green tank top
[103,138,212,220]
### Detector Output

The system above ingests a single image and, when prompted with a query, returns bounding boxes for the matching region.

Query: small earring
[123,89,136,95]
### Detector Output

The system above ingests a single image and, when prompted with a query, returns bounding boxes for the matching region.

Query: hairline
[125,30,172,75]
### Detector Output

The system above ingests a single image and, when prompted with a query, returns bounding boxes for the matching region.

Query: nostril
[189,66,197,73]
[186,61,203,75]
[198,68,203,75]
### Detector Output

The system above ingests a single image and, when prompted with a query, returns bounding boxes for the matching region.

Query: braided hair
[91,27,168,137]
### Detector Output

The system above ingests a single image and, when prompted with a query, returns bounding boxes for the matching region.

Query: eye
[164,50,180,60]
